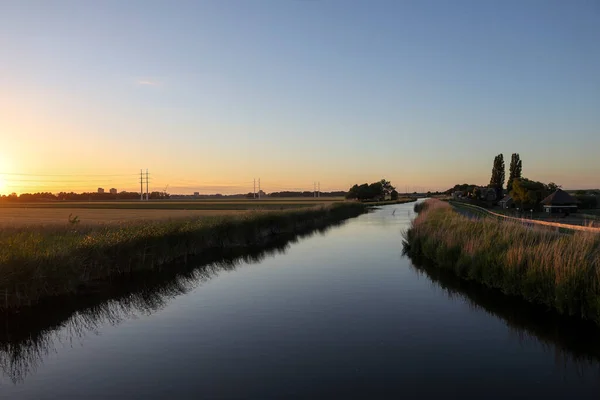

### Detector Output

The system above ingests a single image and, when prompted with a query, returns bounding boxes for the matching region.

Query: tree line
[0,191,170,202]
[345,179,398,201]
[265,191,347,198]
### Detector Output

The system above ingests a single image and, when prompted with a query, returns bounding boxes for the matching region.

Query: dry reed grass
[404,199,600,324]
[0,203,366,310]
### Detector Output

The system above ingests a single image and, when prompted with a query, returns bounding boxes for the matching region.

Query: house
[478,187,497,202]
[452,191,463,200]
[541,189,578,214]
[498,195,514,209]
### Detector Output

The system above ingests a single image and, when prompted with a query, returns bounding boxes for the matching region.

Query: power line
[1,178,147,183]
[0,172,138,177]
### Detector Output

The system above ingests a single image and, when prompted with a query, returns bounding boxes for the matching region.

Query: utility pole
[318,182,320,198]
[140,169,144,201]
[253,178,256,199]
[258,178,261,199]
[146,169,149,201]
[314,182,316,198]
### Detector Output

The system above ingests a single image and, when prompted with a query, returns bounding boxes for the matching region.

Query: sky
[1,0,599,194]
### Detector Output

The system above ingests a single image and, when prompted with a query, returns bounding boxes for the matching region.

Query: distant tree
[445,183,479,196]
[507,153,522,193]
[391,190,399,200]
[489,154,505,200]
[346,184,361,200]
[346,179,391,201]
[575,194,598,209]
[511,178,548,210]
[545,182,561,193]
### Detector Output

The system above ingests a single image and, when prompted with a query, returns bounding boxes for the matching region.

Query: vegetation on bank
[0,203,366,310]
[364,197,417,207]
[0,221,348,383]
[404,199,600,324]
[346,179,398,201]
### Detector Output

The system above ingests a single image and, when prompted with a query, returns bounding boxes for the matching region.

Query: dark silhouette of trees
[346,179,396,201]
[489,154,505,200]
[507,153,522,193]
[0,191,170,202]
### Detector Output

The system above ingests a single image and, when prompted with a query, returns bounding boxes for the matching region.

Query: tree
[507,153,522,193]
[489,154,505,200]
[345,179,392,201]
[511,178,548,210]
[546,182,561,193]
[390,190,399,200]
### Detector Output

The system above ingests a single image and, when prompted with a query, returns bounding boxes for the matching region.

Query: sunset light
[0,2,599,395]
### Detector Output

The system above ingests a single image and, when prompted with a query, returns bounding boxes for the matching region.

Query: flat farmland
[0,198,345,226]
[0,208,252,227]
[0,198,342,210]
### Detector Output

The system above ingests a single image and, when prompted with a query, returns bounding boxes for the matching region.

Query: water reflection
[409,257,600,377]
[0,221,347,384]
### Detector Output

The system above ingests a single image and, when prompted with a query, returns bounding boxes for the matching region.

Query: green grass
[404,199,600,325]
[0,202,366,310]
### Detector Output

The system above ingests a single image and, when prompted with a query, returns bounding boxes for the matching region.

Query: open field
[404,199,600,325]
[0,198,347,226]
[0,208,250,227]
[0,198,342,210]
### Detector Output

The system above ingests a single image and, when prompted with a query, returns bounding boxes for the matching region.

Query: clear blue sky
[1,0,599,193]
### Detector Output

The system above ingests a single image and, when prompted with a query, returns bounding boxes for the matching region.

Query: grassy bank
[0,221,348,383]
[0,203,366,310]
[403,199,600,324]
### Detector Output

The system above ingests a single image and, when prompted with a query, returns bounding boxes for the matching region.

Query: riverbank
[403,199,600,324]
[0,203,366,310]
[363,197,418,207]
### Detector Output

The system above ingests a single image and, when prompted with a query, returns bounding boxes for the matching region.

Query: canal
[2,202,599,399]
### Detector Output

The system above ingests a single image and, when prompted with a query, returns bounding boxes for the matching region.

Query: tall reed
[404,199,600,324]
[0,203,366,310]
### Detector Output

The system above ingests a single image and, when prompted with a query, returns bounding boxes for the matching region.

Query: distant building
[193,192,200,197]
[499,195,514,209]
[541,189,577,214]
[109,188,117,195]
[98,188,105,194]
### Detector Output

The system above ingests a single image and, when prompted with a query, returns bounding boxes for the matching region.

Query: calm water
[2,202,600,399]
